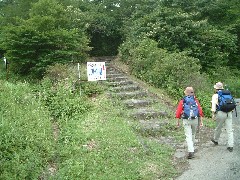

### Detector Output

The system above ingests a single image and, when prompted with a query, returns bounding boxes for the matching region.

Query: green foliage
[207,66,240,97]
[82,1,122,56]
[122,6,237,72]
[0,81,54,179]
[80,81,105,97]
[0,0,90,78]
[120,38,206,96]
[45,63,72,84]
[119,1,240,117]
[40,77,92,119]
[161,0,240,69]
[119,37,215,117]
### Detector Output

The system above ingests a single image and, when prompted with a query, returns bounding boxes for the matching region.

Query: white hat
[214,82,224,89]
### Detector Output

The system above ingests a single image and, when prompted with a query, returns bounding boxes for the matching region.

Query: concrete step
[112,91,147,100]
[124,99,154,108]
[139,119,169,130]
[108,80,134,87]
[107,73,125,78]
[137,119,170,136]
[110,85,140,92]
[107,70,122,74]
[130,108,168,120]
[108,76,128,82]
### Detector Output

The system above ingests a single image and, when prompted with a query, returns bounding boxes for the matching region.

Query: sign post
[77,63,82,96]
[3,57,9,80]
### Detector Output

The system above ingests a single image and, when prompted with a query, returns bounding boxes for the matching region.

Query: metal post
[77,63,81,96]
[3,57,9,80]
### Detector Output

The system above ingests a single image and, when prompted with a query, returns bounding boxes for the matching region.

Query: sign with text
[87,62,106,81]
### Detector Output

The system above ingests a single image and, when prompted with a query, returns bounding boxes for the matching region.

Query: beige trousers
[213,111,234,147]
[182,118,199,152]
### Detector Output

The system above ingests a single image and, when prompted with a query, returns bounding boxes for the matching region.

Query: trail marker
[87,62,106,81]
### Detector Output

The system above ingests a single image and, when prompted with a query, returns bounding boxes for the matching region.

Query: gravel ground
[175,99,240,180]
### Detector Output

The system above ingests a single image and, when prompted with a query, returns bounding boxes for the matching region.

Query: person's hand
[200,120,203,127]
[176,119,180,128]
[199,117,203,128]
[212,112,216,120]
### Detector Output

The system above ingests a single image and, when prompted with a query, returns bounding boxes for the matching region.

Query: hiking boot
[187,152,194,159]
[227,147,233,152]
[211,139,218,145]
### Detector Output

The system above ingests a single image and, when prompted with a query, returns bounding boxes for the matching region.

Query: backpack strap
[235,106,237,117]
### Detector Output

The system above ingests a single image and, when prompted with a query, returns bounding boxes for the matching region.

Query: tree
[0,0,90,78]
[121,6,237,72]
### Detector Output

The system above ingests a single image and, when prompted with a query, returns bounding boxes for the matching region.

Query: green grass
[0,80,54,179]
[54,95,177,179]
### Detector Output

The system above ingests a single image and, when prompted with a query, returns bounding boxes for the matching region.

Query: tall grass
[0,80,54,179]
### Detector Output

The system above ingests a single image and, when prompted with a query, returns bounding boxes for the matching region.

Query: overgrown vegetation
[0,63,180,179]
[0,80,54,179]
[0,0,240,178]
[118,0,240,117]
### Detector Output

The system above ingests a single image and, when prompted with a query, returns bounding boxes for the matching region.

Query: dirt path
[175,99,240,180]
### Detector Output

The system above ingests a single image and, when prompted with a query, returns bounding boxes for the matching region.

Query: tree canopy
[0,0,239,78]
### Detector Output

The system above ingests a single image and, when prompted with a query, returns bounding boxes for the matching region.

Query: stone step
[107,67,119,71]
[112,91,147,100]
[91,56,115,62]
[139,119,169,130]
[108,76,128,82]
[107,70,123,75]
[110,85,140,92]
[107,73,124,78]
[108,80,134,86]
[137,119,170,137]
[130,108,168,120]
[124,99,154,108]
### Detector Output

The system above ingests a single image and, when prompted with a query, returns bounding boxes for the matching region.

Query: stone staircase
[93,56,173,137]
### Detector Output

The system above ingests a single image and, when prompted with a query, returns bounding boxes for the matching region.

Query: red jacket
[175,96,204,119]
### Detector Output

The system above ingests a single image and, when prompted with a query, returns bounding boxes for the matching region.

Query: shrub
[45,63,71,84]
[40,77,92,119]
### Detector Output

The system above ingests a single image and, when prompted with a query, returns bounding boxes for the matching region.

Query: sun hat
[184,87,194,96]
[214,82,224,89]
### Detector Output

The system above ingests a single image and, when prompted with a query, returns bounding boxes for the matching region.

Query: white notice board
[87,62,106,81]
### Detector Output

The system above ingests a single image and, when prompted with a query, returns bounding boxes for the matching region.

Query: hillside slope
[98,56,240,179]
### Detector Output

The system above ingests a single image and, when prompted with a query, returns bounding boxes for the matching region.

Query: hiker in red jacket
[175,87,204,159]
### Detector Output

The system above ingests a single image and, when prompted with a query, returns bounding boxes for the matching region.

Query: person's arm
[175,100,183,127]
[211,94,218,120]
[195,99,203,126]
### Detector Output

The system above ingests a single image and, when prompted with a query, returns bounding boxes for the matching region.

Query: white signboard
[87,62,106,81]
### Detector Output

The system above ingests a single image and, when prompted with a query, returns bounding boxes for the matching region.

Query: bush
[45,63,71,84]
[40,77,92,119]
